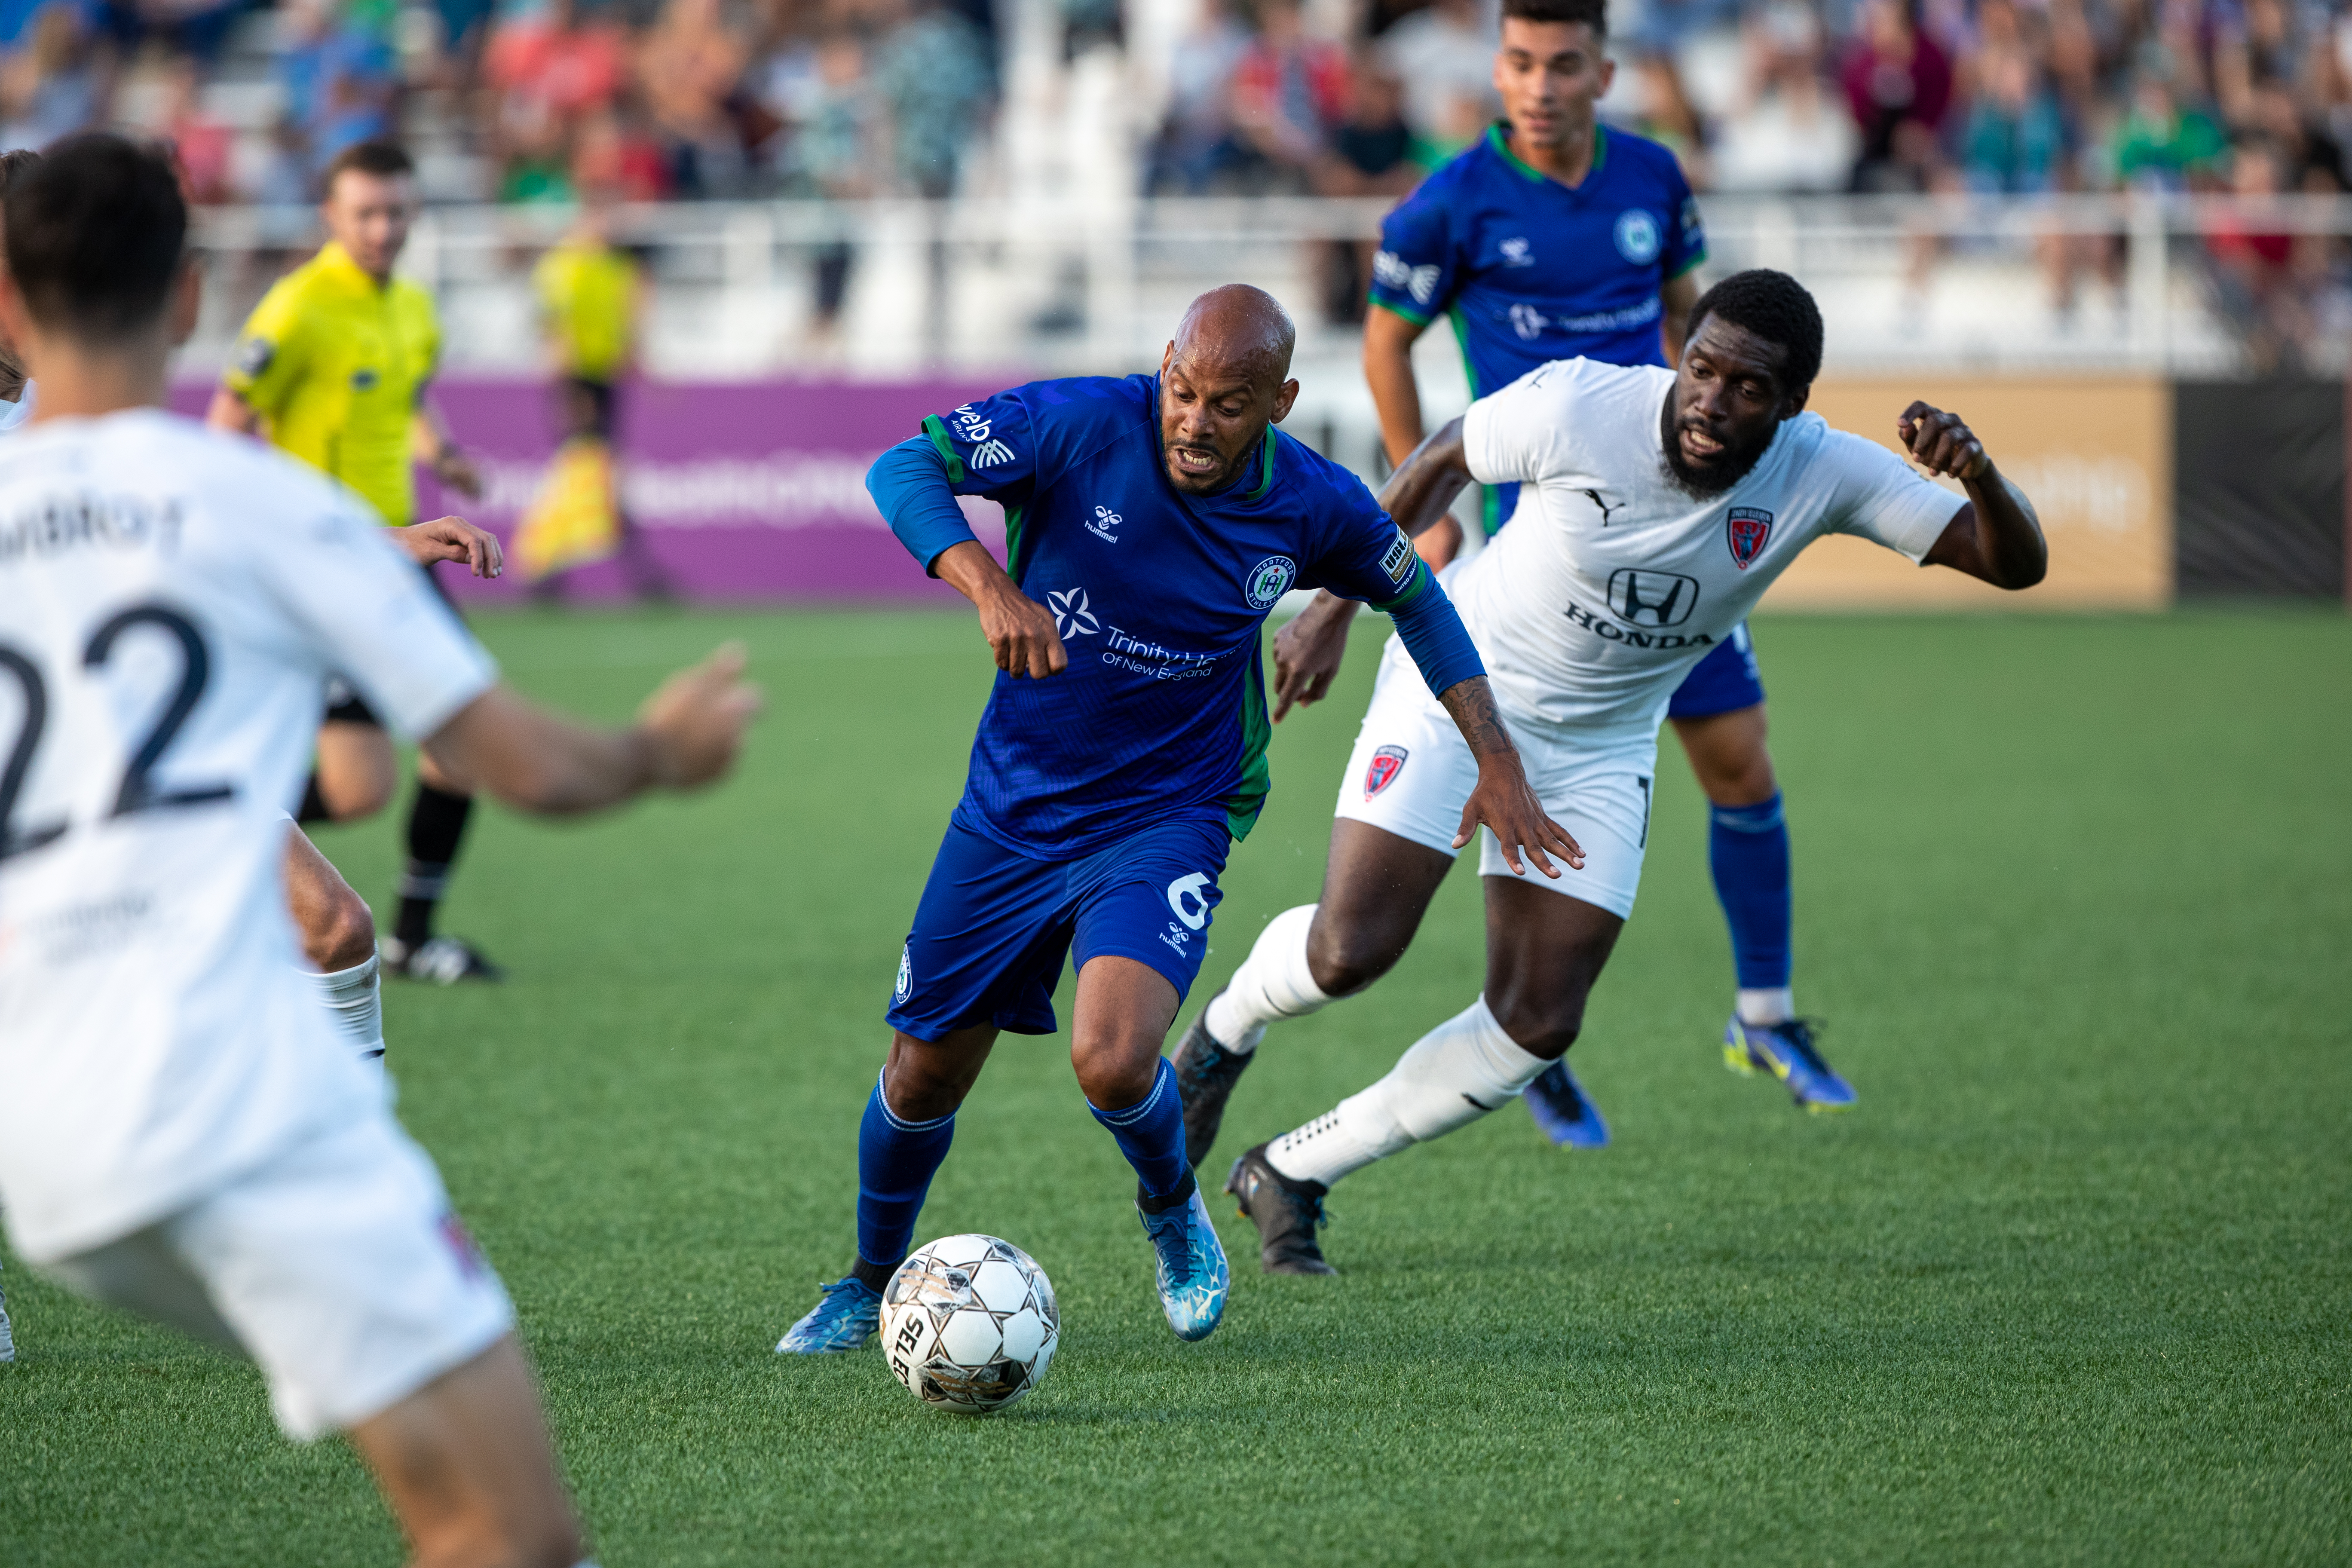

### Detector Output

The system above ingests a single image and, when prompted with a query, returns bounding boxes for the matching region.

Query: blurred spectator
[1313,55,1418,322]
[571,106,669,199]
[2203,135,2314,373]
[2113,71,2225,192]
[1230,0,1350,186]
[277,0,398,176]
[0,2,107,150]
[97,0,243,64]
[484,0,626,121]
[1145,0,1250,192]
[1617,50,1707,181]
[637,0,752,196]
[157,55,233,201]
[1377,0,1494,151]
[873,0,991,197]
[1956,3,2065,194]
[1839,0,1950,192]
[770,25,874,346]
[1708,2,1854,191]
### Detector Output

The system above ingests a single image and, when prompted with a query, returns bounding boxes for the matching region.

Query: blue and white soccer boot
[774,1274,883,1354]
[1136,1181,1229,1342]
[1523,1058,1610,1148]
[1724,1016,1857,1113]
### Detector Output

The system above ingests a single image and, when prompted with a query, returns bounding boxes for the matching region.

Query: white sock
[1737,987,1795,1026]
[1265,996,1548,1187]
[309,948,386,1064]
[1203,904,1330,1054]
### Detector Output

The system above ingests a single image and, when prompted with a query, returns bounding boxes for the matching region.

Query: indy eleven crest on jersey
[1363,744,1408,799]
[1727,506,1774,570]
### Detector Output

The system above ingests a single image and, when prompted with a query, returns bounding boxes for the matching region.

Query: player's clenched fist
[976,581,1068,680]
[1897,401,1991,481]
[637,642,764,788]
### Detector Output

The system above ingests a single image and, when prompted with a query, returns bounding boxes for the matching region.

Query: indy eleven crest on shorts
[1363,744,1408,799]
[1727,507,1774,570]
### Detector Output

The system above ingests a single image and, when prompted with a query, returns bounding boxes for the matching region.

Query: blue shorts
[886,817,1231,1041]
[1665,622,1766,720]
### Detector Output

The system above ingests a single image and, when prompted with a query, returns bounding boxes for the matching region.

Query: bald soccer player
[774,286,1574,1353]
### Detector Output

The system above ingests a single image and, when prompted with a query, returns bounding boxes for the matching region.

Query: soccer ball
[880,1234,1059,1414]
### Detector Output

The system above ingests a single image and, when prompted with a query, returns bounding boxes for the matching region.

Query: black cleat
[1172,990,1256,1169]
[384,934,505,985]
[1225,1142,1336,1276]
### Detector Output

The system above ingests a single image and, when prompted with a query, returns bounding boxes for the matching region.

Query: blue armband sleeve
[1380,559,1485,698]
[867,436,977,576]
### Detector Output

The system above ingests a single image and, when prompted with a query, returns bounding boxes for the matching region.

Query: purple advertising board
[173,377,1009,603]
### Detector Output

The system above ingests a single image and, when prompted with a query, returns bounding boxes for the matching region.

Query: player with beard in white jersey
[1179,270,2048,1273]
[0,135,760,1562]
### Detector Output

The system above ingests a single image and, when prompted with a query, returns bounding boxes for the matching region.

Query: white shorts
[1333,651,1659,919]
[41,1111,512,1440]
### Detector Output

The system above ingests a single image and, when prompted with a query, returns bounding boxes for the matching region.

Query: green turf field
[5,606,2348,1565]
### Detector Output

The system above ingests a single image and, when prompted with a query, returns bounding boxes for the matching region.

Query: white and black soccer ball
[880,1234,1059,1414]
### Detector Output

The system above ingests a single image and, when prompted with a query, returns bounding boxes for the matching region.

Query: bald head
[1173,284,1296,392]
[1158,285,1302,494]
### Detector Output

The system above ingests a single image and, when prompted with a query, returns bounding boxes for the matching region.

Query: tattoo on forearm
[1441,677,1512,756]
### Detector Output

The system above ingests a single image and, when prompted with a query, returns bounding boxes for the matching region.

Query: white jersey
[0,381,35,433]
[1433,358,1964,738]
[0,409,495,1262]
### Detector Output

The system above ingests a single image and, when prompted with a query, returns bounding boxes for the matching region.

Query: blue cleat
[1724,1016,1857,1113]
[1136,1185,1229,1342]
[774,1274,883,1354]
[1524,1058,1610,1148]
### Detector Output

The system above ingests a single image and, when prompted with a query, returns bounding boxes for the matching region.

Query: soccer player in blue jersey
[1185,0,1849,1157]
[774,286,1576,1352]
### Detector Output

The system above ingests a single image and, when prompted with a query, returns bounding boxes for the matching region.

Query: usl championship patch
[1363,744,1408,798]
[1380,526,1415,585]
[1727,506,1774,569]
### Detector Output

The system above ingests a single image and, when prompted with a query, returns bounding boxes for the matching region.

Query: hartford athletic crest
[1245,554,1298,611]
[1727,506,1774,570]
[1363,744,1409,798]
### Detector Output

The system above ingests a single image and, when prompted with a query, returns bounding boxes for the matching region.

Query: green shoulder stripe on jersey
[1368,555,1434,616]
[1224,655,1274,841]
[921,414,966,483]
[1003,502,1031,580]
[1668,247,1708,281]
[1369,297,1433,328]
[1248,432,1277,501]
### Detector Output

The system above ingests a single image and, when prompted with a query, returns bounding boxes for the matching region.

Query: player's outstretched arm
[421,643,762,815]
[931,538,1067,680]
[1273,416,1476,719]
[1437,675,1584,878]
[392,515,504,578]
[1905,401,2048,590]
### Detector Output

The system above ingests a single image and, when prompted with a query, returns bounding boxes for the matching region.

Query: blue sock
[1709,792,1792,992]
[1089,1058,1193,1206]
[855,1073,956,1273]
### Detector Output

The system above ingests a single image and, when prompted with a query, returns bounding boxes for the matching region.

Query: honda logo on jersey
[1606,569,1700,628]
[1727,507,1774,569]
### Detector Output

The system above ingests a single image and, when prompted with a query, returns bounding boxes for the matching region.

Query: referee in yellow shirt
[208,140,502,983]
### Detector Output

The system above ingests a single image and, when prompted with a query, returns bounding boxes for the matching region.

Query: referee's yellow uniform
[224,240,441,528]
[532,237,637,386]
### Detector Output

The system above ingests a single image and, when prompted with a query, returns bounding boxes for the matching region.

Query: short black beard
[1658,390,1769,499]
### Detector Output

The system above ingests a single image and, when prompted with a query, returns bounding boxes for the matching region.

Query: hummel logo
[970,438,1015,469]
[1583,488,1626,526]
[1087,505,1121,542]
[1048,587,1100,638]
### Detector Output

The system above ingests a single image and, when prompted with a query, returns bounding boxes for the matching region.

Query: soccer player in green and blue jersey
[1249,0,1851,1148]
[774,287,1577,1352]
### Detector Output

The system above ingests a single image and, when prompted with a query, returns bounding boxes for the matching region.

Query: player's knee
[1304,920,1397,998]
[317,767,395,822]
[1704,748,1777,807]
[1483,989,1585,1061]
[1070,1030,1158,1109]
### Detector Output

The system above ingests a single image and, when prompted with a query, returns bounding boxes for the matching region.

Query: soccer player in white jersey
[0,135,759,1561]
[1182,270,2047,1272]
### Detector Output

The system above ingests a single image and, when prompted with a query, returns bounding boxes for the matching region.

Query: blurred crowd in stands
[1,0,2347,362]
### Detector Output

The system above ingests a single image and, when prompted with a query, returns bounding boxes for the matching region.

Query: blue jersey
[887,374,1470,858]
[1369,122,1705,531]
